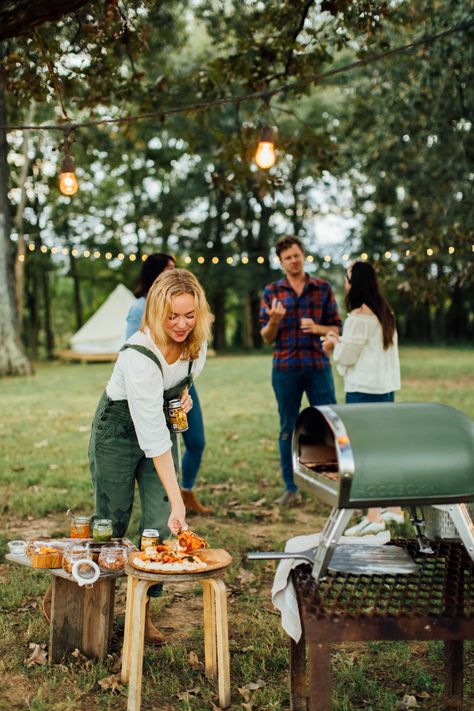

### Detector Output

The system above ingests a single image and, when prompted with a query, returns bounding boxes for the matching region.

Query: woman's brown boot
[144,599,165,645]
[41,583,52,623]
[181,489,214,515]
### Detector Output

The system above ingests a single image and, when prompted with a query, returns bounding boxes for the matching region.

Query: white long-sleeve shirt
[106,329,207,458]
[333,312,400,394]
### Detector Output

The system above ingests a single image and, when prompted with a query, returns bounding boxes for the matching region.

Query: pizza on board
[131,544,208,573]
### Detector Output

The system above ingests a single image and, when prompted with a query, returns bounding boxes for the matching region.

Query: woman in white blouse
[323,261,403,536]
[89,268,211,642]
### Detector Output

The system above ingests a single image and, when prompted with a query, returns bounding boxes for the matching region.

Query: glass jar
[98,545,127,572]
[69,516,91,539]
[140,529,160,551]
[166,399,188,433]
[63,543,92,574]
[92,518,113,542]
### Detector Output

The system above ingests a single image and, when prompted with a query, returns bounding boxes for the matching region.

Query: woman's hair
[346,261,396,349]
[142,268,212,360]
[135,252,175,298]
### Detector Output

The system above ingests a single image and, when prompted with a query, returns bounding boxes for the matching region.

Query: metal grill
[293,541,474,620]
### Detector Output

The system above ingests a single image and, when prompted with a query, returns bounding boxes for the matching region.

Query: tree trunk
[0,73,32,375]
[41,264,54,358]
[13,105,34,335]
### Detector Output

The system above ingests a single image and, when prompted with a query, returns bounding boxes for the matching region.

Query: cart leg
[308,641,332,711]
[290,634,307,711]
[444,640,464,711]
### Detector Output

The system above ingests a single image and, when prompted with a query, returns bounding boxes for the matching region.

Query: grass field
[0,347,473,710]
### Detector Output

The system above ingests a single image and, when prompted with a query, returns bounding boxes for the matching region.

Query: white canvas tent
[70,284,135,355]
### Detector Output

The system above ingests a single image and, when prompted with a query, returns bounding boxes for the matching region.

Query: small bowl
[8,540,27,556]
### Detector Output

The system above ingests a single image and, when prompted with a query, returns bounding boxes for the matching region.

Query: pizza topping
[177,528,209,552]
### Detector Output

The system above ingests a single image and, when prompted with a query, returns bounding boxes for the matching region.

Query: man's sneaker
[345,517,385,537]
[380,509,405,524]
[274,490,303,507]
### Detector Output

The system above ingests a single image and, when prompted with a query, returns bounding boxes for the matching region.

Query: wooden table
[7,553,122,662]
[121,550,231,711]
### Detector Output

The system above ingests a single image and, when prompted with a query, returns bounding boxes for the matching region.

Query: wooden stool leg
[445,640,464,710]
[205,578,231,709]
[127,580,152,711]
[308,641,331,711]
[82,578,116,659]
[203,578,217,679]
[121,576,139,684]
[290,634,307,711]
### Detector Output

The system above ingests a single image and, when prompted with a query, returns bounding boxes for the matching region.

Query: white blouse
[333,312,400,394]
[106,329,207,458]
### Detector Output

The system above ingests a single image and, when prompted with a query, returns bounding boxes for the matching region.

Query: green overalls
[88,344,193,544]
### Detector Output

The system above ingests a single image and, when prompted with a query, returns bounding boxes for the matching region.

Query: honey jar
[69,516,91,539]
[166,399,188,433]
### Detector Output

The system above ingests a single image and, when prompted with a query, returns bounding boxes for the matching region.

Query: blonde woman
[89,268,211,642]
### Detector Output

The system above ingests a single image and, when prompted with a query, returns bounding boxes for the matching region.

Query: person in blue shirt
[126,252,212,515]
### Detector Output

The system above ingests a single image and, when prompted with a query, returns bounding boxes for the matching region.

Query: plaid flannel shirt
[259,275,342,371]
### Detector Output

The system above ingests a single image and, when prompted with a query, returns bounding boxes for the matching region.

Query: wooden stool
[121,560,231,711]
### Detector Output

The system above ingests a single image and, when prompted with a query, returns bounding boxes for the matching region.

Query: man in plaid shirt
[260,236,342,506]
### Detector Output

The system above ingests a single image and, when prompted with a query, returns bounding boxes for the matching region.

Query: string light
[361,252,368,261]
[448,246,455,254]
[105,251,112,260]
[255,126,276,170]
[141,254,148,261]
[197,256,205,264]
[83,249,90,258]
[184,256,192,264]
[59,132,79,196]
[211,256,219,264]
[241,256,249,264]
[384,251,392,259]
[129,254,136,261]
[426,248,434,256]
[306,255,314,263]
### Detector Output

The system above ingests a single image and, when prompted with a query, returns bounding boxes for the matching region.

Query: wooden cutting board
[128,547,232,575]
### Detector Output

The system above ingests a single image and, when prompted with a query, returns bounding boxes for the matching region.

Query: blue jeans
[345,391,395,403]
[181,384,205,490]
[272,368,336,492]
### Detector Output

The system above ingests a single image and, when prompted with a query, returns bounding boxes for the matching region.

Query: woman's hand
[168,501,187,535]
[180,388,193,414]
[322,330,340,355]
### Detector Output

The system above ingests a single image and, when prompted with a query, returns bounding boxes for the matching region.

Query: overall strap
[120,343,193,400]
[120,344,163,375]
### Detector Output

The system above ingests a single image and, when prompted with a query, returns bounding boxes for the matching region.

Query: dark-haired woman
[126,253,212,515]
[323,261,403,536]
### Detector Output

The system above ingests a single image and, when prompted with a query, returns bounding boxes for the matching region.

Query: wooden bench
[7,553,121,662]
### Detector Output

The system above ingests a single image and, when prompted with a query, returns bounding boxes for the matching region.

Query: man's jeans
[271,368,336,492]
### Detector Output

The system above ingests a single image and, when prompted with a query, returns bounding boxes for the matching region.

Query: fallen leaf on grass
[176,686,200,701]
[241,679,265,691]
[188,651,203,670]
[33,440,48,448]
[26,643,48,666]
[77,425,90,432]
[10,465,25,472]
[98,673,123,693]
[250,498,267,508]
[397,695,419,709]
[237,567,256,587]
[49,464,59,470]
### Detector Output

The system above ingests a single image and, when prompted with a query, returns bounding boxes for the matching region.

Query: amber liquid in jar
[69,516,91,539]
[140,529,160,551]
[167,399,188,433]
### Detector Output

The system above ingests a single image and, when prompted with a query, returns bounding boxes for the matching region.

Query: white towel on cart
[271,530,391,642]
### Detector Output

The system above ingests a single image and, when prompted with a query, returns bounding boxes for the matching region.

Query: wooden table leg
[82,578,115,659]
[121,576,139,684]
[127,580,151,711]
[308,642,332,711]
[290,634,307,711]
[49,576,83,663]
[207,578,231,709]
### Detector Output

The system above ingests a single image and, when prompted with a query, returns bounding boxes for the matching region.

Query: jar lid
[71,559,101,586]
[95,519,112,525]
[142,529,160,537]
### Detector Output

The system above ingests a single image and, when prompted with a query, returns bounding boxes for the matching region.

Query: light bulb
[255,125,276,169]
[59,155,79,196]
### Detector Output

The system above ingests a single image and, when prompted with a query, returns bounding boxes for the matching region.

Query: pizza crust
[131,552,207,573]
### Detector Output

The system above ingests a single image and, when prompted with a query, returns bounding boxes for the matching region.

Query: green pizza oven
[292,403,474,509]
